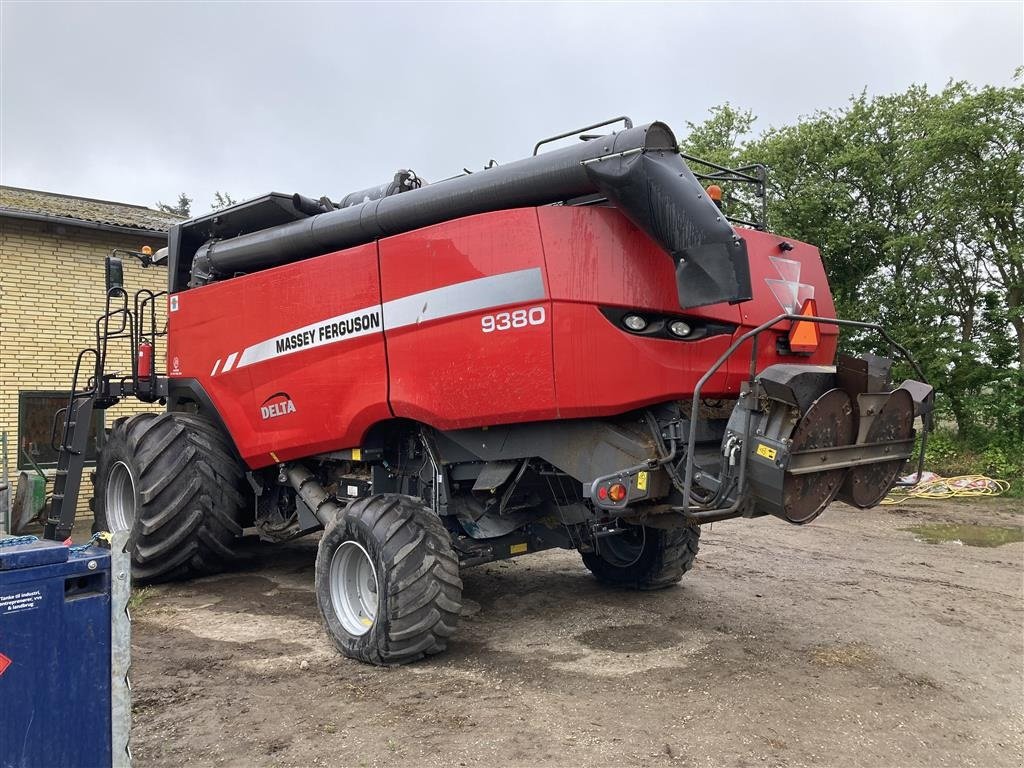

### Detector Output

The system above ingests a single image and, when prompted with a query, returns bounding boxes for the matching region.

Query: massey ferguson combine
[44,117,932,665]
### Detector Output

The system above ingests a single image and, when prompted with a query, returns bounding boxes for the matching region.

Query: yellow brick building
[0,186,183,533]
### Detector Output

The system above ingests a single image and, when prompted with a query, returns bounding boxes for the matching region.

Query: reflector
[788,298,820,353]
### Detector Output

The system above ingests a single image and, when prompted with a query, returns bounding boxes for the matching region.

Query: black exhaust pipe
[186,122,751,309]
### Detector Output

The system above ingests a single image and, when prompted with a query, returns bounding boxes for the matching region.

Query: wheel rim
[105,461,137,532]
[596,526,646,568]
[329,540,379,636]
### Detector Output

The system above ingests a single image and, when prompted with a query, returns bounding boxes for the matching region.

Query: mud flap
[675,242,753,309]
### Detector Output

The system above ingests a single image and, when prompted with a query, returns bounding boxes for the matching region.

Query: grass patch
[128,586,155,612]
[924,430,1024,497]
[904,523,1024,547]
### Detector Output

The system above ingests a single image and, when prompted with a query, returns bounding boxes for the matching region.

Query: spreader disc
[782,388,855,524]
[840,389,915,508]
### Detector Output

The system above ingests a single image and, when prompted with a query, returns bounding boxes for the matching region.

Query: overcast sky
[1,1,1021,212]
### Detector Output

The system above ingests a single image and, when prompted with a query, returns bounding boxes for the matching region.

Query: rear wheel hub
[328,540,379,637]
[105,460,137,532]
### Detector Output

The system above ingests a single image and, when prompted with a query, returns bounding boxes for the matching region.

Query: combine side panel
[537,206,740,415]
[167,242,391,468]
[380,209,557,429]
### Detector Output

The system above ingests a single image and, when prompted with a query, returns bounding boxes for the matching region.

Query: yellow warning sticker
[756,443,778,461]
[636,471,648,491]
[351,448,362,461]
[510,543,528,555]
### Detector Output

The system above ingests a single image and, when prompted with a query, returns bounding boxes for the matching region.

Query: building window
[17,391,104,470]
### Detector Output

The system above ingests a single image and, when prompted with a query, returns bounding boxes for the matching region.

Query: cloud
[1,1,1020,211]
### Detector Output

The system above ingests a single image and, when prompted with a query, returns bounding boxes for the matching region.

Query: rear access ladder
[44,280,167,540]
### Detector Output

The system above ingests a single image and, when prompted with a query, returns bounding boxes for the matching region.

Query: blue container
[0,540,112,768]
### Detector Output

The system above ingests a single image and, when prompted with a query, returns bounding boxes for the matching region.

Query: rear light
[608,483,627,502]
[622,314,647,331]
[597,486,609,501]
[668,320,692,338]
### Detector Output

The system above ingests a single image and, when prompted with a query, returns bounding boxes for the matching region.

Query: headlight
[668,320,692,338]
[622,314,648,331]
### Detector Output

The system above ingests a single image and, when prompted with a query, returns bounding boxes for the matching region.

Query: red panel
[538,206,740,411]
[167,243,390,468]
[727,228,839,384]
[551,303,735,416]
[537,206,742,324]
[380,210,557,429]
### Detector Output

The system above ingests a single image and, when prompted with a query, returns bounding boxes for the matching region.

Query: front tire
[581,523,700,590]
[315,494,462,665]
[91,412,249,582]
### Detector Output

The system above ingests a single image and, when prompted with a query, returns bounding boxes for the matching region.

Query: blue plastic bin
[0,540,112,768]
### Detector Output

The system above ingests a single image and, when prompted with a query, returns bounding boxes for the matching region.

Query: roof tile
[0,186,186,232]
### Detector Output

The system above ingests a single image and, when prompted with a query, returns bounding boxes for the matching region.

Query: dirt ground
[129,497,1024,768]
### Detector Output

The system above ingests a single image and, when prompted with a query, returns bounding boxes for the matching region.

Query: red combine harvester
[45,117,932,665]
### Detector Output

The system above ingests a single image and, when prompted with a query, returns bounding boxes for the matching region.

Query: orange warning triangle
[789,298,820,353]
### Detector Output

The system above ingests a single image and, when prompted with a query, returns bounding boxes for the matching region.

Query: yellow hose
[881,474,1011,504]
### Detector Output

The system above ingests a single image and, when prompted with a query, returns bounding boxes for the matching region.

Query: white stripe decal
[210,358,221,376]
[219,267,546,375]
[236,305,383,369]
[382,267,545,330]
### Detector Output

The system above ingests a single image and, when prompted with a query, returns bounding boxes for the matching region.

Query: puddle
[903,523,1024,547]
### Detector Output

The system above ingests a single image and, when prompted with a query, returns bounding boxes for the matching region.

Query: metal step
[44,394,97,540]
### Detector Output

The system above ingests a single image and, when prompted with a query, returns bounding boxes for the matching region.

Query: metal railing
[678,313,932,519]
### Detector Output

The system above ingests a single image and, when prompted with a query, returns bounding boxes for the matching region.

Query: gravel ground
[129,497,1023,768]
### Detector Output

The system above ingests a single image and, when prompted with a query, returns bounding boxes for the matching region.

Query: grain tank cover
[175,120,752,309]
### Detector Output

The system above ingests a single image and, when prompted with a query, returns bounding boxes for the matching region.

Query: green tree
[155,192,240,216]
[914,80,1024,437]
[678,103,755,168]
[679,78,1023,441]
[678,104,762,225]
[211,191,237,210]
[155,192,192,217]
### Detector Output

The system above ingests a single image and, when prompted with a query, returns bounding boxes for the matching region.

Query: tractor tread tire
[315,494,462,666]
[92,412,248,583]
[582,524,700,590]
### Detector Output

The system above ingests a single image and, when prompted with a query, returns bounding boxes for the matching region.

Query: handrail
[533,116,633,156]
[679,154,769,230]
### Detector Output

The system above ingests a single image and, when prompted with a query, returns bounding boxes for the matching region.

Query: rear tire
[581,523,700,590]
[91,412,249,582]
[315,494,462,666]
